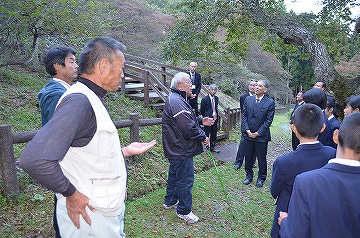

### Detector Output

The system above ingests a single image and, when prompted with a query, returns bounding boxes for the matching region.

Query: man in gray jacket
[162,72,212,223]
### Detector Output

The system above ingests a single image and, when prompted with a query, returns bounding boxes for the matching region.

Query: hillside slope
[109,0,174,59]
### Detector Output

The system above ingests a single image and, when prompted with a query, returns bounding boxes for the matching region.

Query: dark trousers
[235,137,245,166]
[203,121,217,150]
[54,194,61,238]
[291,131,300,151]
[189,98,198,115]
[244,139,268,181]
[164,157,194,215]
[235,137,256,167]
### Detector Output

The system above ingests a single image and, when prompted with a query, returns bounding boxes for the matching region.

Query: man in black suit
[186,62,201,115]
[289,91,304,150]
[242,80,275,187]
[200,84,220,153]
[234,79,257,170]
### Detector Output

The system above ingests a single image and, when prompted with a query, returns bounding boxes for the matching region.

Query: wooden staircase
[121,54,241,140]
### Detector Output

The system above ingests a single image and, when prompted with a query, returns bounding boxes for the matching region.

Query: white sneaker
[176,211,199,223]
[163,201,179,209]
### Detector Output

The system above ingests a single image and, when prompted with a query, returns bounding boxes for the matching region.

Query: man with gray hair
[242,79,275,187]
[162,72,212,223]
[200,83,220,152]
[186,62,202,115]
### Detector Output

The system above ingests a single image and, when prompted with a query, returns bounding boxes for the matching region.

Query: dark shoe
[255,179,265,187]
[243,177,252,185]
[234,164,241,170]
[212,149,220,153]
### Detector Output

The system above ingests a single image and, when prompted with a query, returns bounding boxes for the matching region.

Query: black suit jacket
[186,71,201,96]
[270,142,336,238]
[240,92,251,112]
[241,95,275,142]
[200,95,218,119]
[289,101,304,122]
[280,163,360,238]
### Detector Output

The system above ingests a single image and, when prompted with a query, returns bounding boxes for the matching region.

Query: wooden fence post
[161,66,167,86]
[222,107,230,134]
[143,70,150,104]
[0,124,19,196]
[129,113,140,143]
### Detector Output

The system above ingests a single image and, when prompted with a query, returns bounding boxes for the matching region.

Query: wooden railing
[0,114,160,197]
[0,107,241,197]
[123,54,241,137]
[0,54,242,197]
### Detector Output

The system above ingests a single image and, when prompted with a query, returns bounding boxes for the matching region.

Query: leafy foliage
[160,0,360,97]
[0,0,112,68]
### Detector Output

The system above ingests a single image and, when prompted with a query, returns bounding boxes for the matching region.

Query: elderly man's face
[249,81,257,94]
[255,81,267,97]
[177,76,193,95]
[189,63,197,73]
[209,87,217,96]
[101,50,125,92]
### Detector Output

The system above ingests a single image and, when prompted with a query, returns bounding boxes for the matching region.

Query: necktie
[211,97,217,120]
[256,98,260,108]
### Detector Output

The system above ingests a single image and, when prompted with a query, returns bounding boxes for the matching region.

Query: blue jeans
[164,157,194,215]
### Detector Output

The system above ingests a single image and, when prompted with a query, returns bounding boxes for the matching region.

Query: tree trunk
[243,0,352,118]
[272,23,339,83]
[244,0,340,83]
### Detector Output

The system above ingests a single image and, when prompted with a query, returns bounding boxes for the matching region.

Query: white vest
[56,82,127,216]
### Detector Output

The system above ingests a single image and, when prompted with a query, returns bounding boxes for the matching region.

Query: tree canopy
[0,0,113,68]
[159,0,360,103]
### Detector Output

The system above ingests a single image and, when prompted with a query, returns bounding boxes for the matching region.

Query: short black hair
[326,96,337,114]
[338,112,360,154]
[43,46,76,76]
[78,37,126,75]
[292,103,324,139]
[345,95,360,111]
[303,88,327,109]
[316,80,327,89]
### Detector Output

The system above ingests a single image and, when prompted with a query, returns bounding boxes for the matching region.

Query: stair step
[151,103,165,110]
[124,77,141,83]
[124,83,144,92]
[216,133,228,140]
[128,91,167,100]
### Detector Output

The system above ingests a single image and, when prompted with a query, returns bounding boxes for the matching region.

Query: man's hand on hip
[66,189,94,229]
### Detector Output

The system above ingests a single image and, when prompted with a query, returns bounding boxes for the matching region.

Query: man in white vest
[20,37,156,238]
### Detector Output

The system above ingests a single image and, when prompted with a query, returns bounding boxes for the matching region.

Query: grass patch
[0,69,292,237]
[124,158,277,237]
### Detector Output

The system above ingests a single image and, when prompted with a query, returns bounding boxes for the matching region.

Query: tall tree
[0,0,112,68]
[162,0,359,112]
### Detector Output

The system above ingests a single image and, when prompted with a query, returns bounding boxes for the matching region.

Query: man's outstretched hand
[202,117,215,126]
[122,140,156,157]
